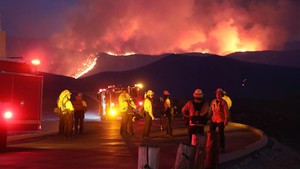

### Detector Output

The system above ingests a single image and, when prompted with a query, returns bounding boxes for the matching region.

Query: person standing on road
[73,93,87,135]
[143,90,155,138]
[209,88,229,153]
[182,89,209,144]
[222,90,232,121]
[124,93,137,135]
[161,90,173,137]
[118,89,129,135]
[57,89,74,139]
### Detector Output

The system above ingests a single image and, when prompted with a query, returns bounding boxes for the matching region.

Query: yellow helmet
[146,90,154,96]
[59,89,71,100]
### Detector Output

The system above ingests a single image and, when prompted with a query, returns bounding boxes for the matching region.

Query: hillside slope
[77,53,300,100]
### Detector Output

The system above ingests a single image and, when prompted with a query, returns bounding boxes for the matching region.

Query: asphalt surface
[3,117,268,169]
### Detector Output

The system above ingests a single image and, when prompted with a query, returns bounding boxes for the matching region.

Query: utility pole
[0,10,3,31]
[0,10,6,57]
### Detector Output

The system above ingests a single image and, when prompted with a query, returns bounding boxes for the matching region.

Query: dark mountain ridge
[75,53,300,100]
[226,50,300,68]
[80,53,166,77]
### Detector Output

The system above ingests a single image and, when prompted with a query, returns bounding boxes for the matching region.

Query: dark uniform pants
[125,113,134,135]
[209,121,225,149]
[188,125,204,143]
[164,116,172,136]
[120,111,127,135]
[62,113,73,138]
[74,110,85,134]
[143,114,152,137]
[59,114,65,135]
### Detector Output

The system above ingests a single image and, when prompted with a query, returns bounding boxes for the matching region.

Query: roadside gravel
[221,138,300,169]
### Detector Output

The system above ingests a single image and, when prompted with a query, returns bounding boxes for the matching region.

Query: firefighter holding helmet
[57,89,74,139]
[143,90,155,138]
[209,88,229,153]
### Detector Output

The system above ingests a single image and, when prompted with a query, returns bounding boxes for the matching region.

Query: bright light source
[139,101,143,106]
[135,83,143,89]
[31,59,41,66]
[98,88,106,93]
[109,109,117,116]
[4,111,13,119]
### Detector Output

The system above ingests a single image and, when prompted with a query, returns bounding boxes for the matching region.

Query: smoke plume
[45,0,300,76]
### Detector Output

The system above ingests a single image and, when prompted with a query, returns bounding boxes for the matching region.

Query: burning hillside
[6,0,300,78]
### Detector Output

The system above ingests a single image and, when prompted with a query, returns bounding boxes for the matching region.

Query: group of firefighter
[56,90,87,139]
[56,87,232,152]
[182,88,231,153]
[118,87,232,153]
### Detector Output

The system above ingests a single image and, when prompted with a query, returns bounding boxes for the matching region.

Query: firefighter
[143,90,155,138]
[222,90,232,121]
[209,88,229,153]
[124,93,137,135]
[57,89,74,139]
[118,89,129,135]
[182,89,209,144]
[73,93,87,135]
[161,90,173,137]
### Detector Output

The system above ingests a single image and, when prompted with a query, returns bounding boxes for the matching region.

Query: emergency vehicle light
[31,59,41,66]
[99,88,106,93]
[4,111,13,119]
[135,83,143,89]
[138,101,143,106]
[109,109,117,116]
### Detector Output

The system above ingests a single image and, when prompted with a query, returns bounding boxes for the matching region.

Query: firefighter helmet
[163,90,170,96]
[193,89,204,98]
[59,89,71,99]
[146,90,154,96]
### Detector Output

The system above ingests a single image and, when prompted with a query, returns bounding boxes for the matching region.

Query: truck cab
[0,58,43,149]
[97,84,143,121]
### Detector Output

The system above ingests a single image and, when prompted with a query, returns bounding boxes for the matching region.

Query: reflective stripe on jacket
[210,99,229,123]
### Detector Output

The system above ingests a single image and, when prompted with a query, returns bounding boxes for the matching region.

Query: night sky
[0,0,299,76]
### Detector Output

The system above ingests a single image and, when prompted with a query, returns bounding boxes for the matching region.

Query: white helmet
[193,89,204,98]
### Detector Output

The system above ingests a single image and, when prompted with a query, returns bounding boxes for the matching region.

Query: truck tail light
[4,111,13,119]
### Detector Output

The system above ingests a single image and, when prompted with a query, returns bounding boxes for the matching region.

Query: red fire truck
[0,58,43,149]
[97,84,144,121]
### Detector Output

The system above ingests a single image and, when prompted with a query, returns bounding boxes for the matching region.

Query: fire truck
[0,58,43,149]
[97,84,144,121]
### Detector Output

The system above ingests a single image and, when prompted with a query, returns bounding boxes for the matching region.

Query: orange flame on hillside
[72,54,98,79]
[42,0,298,77]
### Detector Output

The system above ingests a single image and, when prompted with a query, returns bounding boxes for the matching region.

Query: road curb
[220,122,269,163]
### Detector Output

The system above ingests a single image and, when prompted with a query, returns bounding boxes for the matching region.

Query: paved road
[2,118,267,169]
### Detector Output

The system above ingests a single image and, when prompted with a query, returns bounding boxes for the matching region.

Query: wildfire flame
[36,0,298,77]
[72,53,98,79]
[106,52,136,56]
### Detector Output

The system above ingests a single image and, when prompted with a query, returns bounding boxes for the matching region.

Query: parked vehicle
[0,58,43,149]
[97,84,143,121]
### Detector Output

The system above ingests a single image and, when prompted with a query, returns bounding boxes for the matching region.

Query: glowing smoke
[45,0,299,77]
